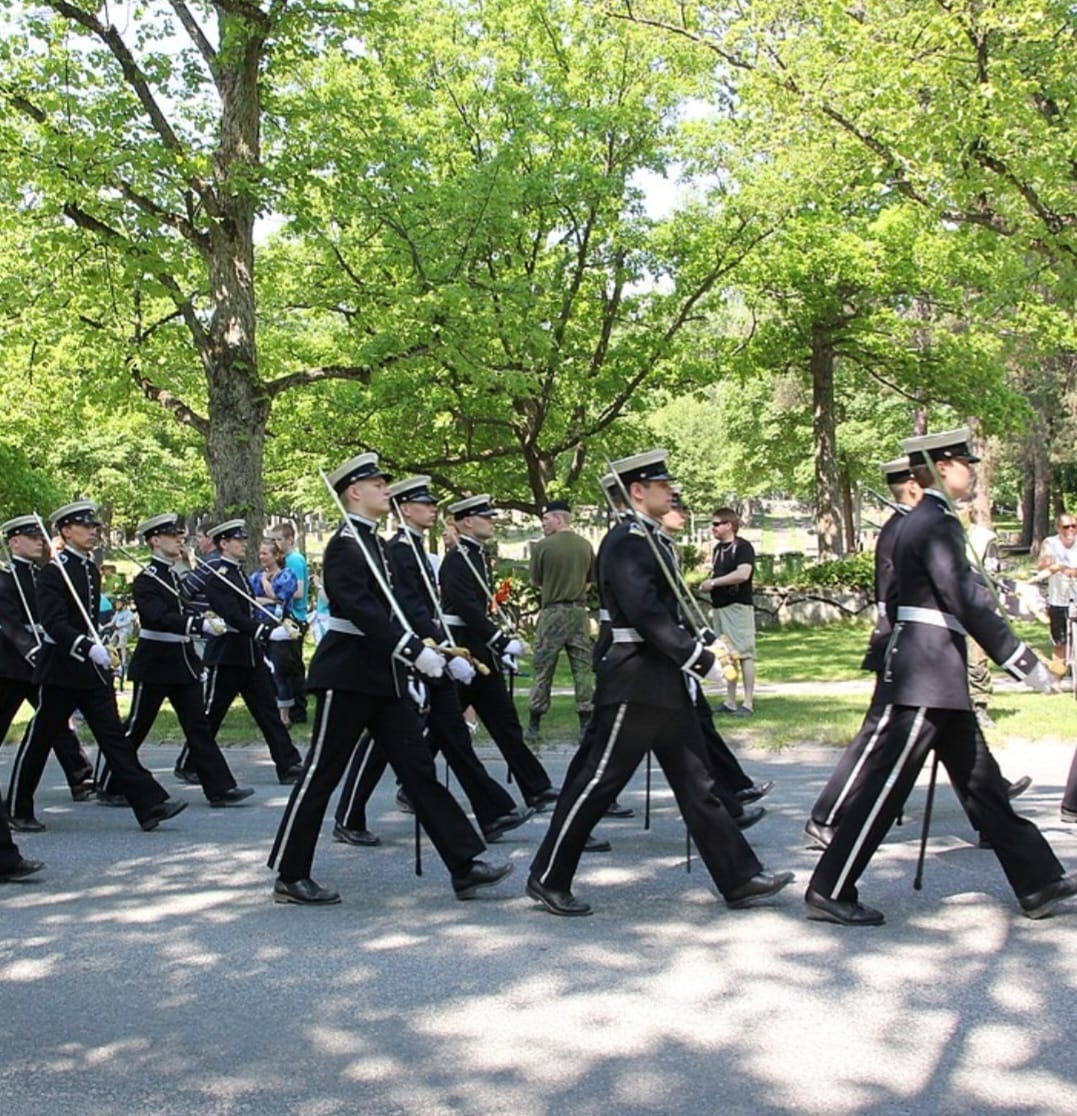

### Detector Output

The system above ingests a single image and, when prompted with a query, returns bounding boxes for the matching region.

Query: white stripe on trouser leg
[125,683,144,741]
[204,667,218,716]
[269,690,332,870]
[7,707,42,808]
[539,702,627,887]
[823,704,893,826]
[339,733,379,822]
[832,707,926,900]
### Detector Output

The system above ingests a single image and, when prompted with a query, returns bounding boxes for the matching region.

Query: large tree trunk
[810,323,843,560]
[202,16,268,533]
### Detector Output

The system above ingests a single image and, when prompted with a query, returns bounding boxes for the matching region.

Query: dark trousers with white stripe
[336,679,516,831]
[0,809,21,870]
[97,681,237,799]
[810,685,890,828]
[530,701,762,896]
[7,683,168,824]
[810,705,1064,903]
[177,663,301,779]
[269,688,486,883]
[0,679,93,788]
[454,668,553,802]
[1062,747,1077,816]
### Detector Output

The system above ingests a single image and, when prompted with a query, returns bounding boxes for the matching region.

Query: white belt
[896,606,968,636]
[325,616,365,636]
[442,614,465,627]
[139,630,190,644]
[611,627,643,643]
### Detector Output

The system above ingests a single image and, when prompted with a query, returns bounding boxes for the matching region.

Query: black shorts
[1048,604,1076,647]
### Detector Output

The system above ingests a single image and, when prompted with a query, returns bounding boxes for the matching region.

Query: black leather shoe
[482,806,536,842]
[96,790,129,807]
[173,767,201,786]
[8,816,46,833]
[140,799,188,831]
[525,788,560,812]
[70,781,96,802]
[278,764,304,785]
[333,823,381,847]
[452,860,513,899]
[605,799,635,819]
[526,875,592,916]
[725,871,795,909]
[0,857,45,882]
[1019,875,1077,919]
[208,786,255,807]
[583,835,612,853]
[736,780,775,804]
[1061,809,1077,824]
[804,818,835,850]
[395,788,414,814]
[1007,775,1032,800]
[273,877,341,905]
[735,806,765,830]
[805,887,884,926]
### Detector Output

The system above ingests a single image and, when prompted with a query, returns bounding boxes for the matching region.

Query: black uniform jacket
[202,556,272,669]
[386,527,449,644]
[439,536,511,669]
[305,516,427,697]
[127,559,204,685]
[0,558,42,681]
[33,548,108,690]
[883,491,1037,710]
[593,517,716,710]
[861,507,906,673]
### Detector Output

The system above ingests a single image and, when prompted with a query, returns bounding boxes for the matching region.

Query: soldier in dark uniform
[95,514,253,807]
[188,520,304,785]
[5,502,186,832]
[439,495,558,810]
[527,450,793,916]
[0,516,94,805]
[333,476,533,846]
[268,453,512,905]
[806,429,1077,925]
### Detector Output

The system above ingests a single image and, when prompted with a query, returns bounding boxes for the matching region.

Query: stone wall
[752,586,872,629]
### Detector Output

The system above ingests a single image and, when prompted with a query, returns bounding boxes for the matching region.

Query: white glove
[504,638,526,657]
[89,643,112,668]
[704,661,724,684]
[501,653,518,673]
[407,677,429,709]
[202,616,227,637]
[414,646,445,679]
[1024,661,1057,694]
[269,625,293,642]
[447,656,476,685]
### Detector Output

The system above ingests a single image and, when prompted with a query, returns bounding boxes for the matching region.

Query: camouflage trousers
[528,603,594,716]
[968,640,993,708]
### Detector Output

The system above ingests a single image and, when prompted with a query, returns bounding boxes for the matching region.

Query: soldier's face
[633,480,673,520]
[352,477,390,518]
[220,536,247,560]
[154,533,183,560]
[463,514,495,541]
[9,533,46,561]
[63,522,98,551]
[402,501,438,532]
[939,457,974,500]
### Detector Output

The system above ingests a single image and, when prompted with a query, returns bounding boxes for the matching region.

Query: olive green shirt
[529,529,595,606]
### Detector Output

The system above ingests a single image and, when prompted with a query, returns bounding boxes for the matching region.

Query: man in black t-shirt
[700,507,756,715]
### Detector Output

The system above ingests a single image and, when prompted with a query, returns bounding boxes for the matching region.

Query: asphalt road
[2,732,1076,1115]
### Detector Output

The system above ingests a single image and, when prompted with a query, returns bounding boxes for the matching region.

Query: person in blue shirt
[251,538,299,725]
[270,520,309,724]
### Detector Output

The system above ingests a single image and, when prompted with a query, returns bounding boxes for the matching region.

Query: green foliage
[794,552,876,593]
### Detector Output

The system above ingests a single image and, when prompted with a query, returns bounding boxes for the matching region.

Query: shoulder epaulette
[627,521,646,537]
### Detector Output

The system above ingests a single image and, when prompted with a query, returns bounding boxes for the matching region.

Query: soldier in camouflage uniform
[526,501,595,741]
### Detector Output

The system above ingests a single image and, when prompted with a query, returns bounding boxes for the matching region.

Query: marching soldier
[6,501,186,831]
[268,453,512,905]
[96,514,253,807]
[528,451,793,916]
[806,428,1076,925]
[439,495,559,810]
[176,520,304,785]
[333,476,533,846]
[0,516,94,805]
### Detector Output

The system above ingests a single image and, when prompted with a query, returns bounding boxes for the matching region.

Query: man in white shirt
[1037,512,1077,668]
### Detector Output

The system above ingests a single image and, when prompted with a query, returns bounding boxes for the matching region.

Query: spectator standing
[1037,511,1077,670]
[250,538,299,725]
[270,520,309,724]
[525,500,595,741]
[701,507,757,716]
